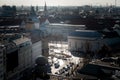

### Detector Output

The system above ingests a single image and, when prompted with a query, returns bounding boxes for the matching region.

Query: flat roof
[49,23,86,27]
[13,37,31,45]
[69,30,103,39]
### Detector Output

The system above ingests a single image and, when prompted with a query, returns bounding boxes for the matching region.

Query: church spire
[44,1,48,17]
[44,1,47,12]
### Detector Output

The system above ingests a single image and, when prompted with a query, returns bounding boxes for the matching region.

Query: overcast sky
[0,0,120,6]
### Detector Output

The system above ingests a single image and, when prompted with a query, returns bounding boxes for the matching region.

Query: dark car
[54,63,60,68]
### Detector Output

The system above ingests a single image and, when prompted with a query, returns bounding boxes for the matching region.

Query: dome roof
[35,55,48,65]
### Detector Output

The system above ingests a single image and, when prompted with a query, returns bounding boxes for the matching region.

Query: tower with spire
[44,2,48,17]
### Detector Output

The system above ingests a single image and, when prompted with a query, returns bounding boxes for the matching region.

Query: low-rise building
[68,30,103,57]
[41,23,86,41]
[68,27,120,58]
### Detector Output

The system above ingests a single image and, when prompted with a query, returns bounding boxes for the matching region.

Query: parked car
[55,72,59,75]
[54,63,60,68]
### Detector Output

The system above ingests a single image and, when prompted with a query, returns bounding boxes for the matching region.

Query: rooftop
[69,30,103,39]
[13,36,31,45]
[77,63,120,79]
[0,18,22,26]
[100,31,120,38]
[49,23,85,27]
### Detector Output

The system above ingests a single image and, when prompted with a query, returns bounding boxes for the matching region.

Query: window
[0,60,2,64]
[6,50,18,72]
[0,56,2,59]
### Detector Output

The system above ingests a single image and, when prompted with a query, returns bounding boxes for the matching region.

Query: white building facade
[13,36,32,70]
[32,41,42,64]
[41,23,86,41]
[68,30,103,57]
[68,28,120,58]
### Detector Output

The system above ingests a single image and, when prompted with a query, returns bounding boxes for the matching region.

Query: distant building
[27,6,40,30]
[1,5,16,17]
[25,20,34,31]
[30,6,36,16]
[68,28,120,58]
[68,30,103,57]
[0,18,23,27]
[44,2,48,17]
[40,23,86,41]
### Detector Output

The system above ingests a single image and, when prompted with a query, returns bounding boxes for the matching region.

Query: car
[63,66,69,71]
[55,72,59,75]
[65,72,69,76]
[63,58,67,60]
[65,68,69,71]
[63,67,66,69]
[59,69,65,74]
[54,63,60,68]
[67,64,70,67]
[61,70,65,74]
[70,62,74,66]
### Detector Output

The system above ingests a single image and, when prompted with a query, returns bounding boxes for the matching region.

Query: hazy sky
[0,0,120,6]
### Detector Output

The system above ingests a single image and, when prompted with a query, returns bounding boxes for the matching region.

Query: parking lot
[48,42,82,77]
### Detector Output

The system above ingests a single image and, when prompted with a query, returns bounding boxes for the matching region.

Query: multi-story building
[0,33,32,80]
[0,18,32,80]
[32,41,42,65]
[0,45,5,80]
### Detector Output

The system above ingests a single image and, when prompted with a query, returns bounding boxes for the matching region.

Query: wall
[0,46,5,80]
[68,36,102,55]
[32,41,42,64]
[41,24,86,41]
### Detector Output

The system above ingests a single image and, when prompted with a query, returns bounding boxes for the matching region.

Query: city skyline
[0,0,120,6]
